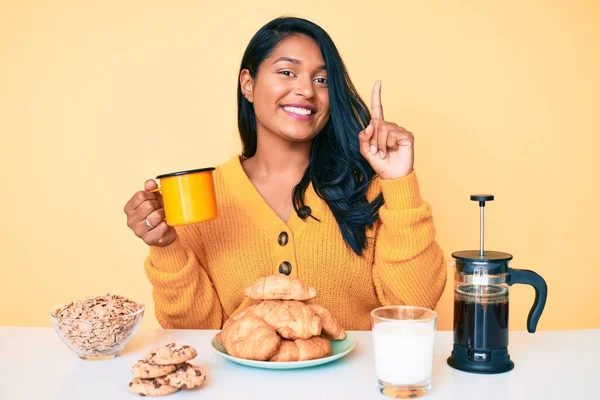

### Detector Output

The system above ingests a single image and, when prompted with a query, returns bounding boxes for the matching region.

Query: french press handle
[508,268,548,333]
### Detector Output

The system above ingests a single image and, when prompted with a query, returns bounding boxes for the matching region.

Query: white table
[0,327,596,399]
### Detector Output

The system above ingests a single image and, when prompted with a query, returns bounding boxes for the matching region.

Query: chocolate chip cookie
[131,359,177,379]
[129,377,180,397]
[145,343,197,365]
[164,363,206,390]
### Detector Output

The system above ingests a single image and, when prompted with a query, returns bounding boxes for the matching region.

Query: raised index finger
[371,80,384,120]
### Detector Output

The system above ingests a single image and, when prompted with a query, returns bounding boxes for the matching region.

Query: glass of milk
[371,306,437,398]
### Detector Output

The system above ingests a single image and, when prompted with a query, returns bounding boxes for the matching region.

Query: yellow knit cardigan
[144,155,447,330]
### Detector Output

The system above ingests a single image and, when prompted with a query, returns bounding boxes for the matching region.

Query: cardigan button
[278,261,292,275]
[278,232,289,246]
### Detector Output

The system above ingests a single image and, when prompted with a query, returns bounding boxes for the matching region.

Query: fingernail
[379,151,386,158]
[370,145,377,155]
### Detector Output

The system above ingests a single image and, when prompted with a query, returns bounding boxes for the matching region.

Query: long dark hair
[237,16,384,255]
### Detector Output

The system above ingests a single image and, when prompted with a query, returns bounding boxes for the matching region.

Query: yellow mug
[153,167,217,225]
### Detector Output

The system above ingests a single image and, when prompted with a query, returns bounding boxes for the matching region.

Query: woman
[124,16,446,330]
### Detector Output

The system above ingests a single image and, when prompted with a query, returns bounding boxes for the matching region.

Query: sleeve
[370,171,447,310]
[143,225,223,329]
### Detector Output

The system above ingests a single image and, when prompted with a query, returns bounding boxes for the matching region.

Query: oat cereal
[51,294,144,357]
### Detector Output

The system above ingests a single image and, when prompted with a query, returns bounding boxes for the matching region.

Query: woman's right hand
[124,180,177,247]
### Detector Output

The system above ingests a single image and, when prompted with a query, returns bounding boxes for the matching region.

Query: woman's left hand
[358,81,414,180]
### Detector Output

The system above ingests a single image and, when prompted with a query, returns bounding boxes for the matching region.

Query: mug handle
[148,187,167,222]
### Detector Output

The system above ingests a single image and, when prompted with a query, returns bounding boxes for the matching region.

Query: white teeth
[283,106,313,116]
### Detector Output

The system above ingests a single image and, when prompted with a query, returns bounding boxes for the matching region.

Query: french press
[447,195,548,374]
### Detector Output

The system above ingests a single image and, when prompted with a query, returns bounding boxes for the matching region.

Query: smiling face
[240,34,331,143]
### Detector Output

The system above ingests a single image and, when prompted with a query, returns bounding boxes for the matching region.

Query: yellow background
[1,0,598,331]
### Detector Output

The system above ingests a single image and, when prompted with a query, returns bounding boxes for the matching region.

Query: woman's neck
[240,130,312,222]
[243,132,311,182]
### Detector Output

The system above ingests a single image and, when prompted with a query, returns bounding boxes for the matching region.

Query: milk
[372,321,435,385]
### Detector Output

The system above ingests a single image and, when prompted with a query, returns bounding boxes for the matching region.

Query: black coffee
[453,285,509,350]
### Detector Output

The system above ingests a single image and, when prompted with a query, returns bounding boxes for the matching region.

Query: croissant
[296,337,331,360]
[222,303,258,331]
[244,275,317,301]
[251,300,321,340]
[269,340,299,362]
[308,303,346,340]
[270,337,332,362]
[216,315,281,361]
